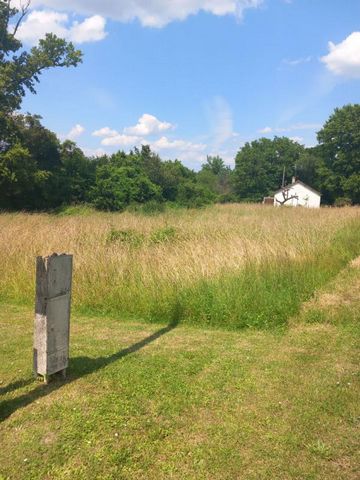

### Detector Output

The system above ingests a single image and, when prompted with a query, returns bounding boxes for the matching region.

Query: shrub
[334,197,352,207]
[91,165,161,211]
[176,181,216,208]
[150,227,177,244]
[138,200,166,216]
[217,193,238,204]
[55,204,96,216]
[106,228,144,247]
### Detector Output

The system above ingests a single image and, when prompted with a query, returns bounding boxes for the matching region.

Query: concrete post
[34,253,73,383]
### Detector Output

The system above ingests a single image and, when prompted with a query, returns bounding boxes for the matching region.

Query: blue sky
[16,0,360,168]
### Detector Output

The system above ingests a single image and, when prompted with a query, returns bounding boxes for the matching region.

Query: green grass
[1,261,359,479]
[54,204,98,217]
[79,221,360,330]
[0,206,359,331]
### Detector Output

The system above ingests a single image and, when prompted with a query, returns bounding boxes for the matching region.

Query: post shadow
[0,378,34,396]
[0,318,179,422]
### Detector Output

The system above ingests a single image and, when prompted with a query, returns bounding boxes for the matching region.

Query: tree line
[1,0,359,211]
[234,105,360,206]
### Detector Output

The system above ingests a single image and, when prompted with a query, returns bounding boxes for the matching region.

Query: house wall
[274,183,321,208]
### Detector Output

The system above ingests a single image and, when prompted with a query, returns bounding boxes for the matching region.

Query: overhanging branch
[12,0,31,37]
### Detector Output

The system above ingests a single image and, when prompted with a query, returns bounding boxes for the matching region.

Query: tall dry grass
[1,204,359,328]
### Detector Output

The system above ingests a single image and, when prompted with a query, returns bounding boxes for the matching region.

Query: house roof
[274,180,321,196]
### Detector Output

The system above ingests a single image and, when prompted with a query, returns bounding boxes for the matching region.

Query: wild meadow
[1,1,360,477]
[1,205,360,479]
[0,204,359,329]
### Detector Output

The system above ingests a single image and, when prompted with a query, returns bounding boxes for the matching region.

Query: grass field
[0,256,359,479]
[0,204,359,329]
[0,205,360,479]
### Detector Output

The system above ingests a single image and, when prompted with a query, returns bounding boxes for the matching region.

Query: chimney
[292,176,297,184]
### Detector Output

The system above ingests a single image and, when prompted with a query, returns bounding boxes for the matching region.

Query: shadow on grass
[0,378,34,396]
[0,319,178,422]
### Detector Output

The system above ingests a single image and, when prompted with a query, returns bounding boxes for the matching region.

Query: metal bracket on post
[33,253,73,383]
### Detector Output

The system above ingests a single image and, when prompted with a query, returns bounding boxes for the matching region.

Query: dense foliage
[316,104,360,205]
[233,105,360,206]
[1,106,359,211]
[233,137,304,202]
[0,2,359,210]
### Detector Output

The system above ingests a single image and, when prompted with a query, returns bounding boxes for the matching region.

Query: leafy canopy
[317,104,360,204]
[234,137,304,202]
[0,0,82,115]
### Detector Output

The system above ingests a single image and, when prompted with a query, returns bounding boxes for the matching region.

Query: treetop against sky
[12,0,360,168]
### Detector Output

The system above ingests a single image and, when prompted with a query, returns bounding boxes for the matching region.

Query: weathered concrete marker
[34,253,73,383]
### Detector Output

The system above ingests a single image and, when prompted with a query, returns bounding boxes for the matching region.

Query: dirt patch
[43,431,57,445]
[298,259,360,316]
[350,256,360,268]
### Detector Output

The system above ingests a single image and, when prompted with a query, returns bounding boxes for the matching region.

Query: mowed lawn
[0,262,359,480]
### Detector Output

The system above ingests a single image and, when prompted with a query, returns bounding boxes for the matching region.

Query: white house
[273,178,321,208]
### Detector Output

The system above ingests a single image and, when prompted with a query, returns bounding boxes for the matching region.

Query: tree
[202,155,227,175]
[0,1,82,117]
[0,143,48,208]
[176,180,215,208]
[234,137,304,202]
[198,155,234,200]
[11,113,61,170]
[160,159,195,201]
[317,104,360,204]
[0,114,64,208]
[274,187,299,206]
[91,164,161,211]
[59,140,97,204]
[135,145,164,186]
[296,148,322,188]
[0,0,82,209]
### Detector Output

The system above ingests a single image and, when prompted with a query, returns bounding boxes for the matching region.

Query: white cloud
[93,127,140,147]
[92,127,119,137]
[97,132,208,166]
[321,32,360,78]
[206,96,239,150]
[93,113,174,146]
[82,147,107,157]
[290,123,322,131]
[211,97,235,146]
[14,10,68,42]
[174,151,207,166]
[151,137,208,166]
[292,123,322,131]
[152,136,206,152]
[26,0,263,28]
[92,122,207,165]
[258,123,321,134]
[70,15,107,43]
[101,134,140,146]
[14,10,107,45]
[65,124,85,140]
[289,136,304,144]
[282,56,312,66]
[91,112,216,167]
[124,114,174,136]
[259,126,272,134]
